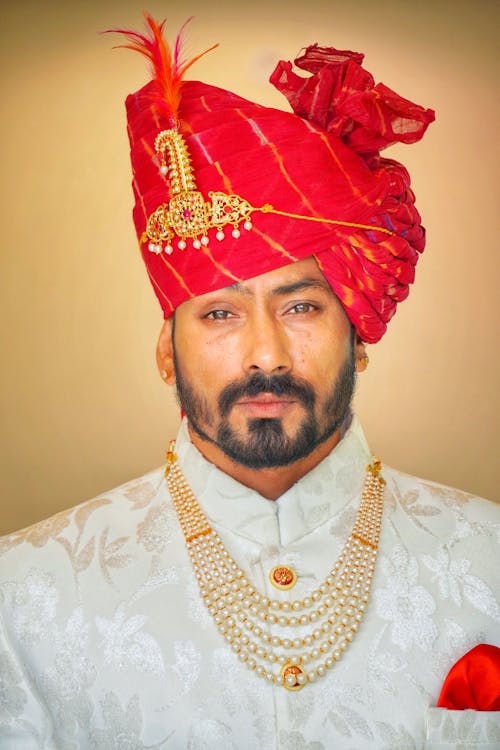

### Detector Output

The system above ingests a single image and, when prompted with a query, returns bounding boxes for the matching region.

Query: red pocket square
[437,644,500,711]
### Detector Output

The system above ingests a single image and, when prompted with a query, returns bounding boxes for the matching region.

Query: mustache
[218,372,316,418]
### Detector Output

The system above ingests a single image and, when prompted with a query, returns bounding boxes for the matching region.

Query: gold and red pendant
[269,565,297,590]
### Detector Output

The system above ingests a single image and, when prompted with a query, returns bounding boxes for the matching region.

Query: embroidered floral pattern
[422,548,500,621]
[422,482,474,506]
[398,489,442,520]
[124,481,157,511]
[170,640,201,697]
[0,649,26,721]
[375,546,438,651]
[98,527,133,586]
[187,718,237,750]
[327,704,375,741]
[40,608,96,740]
[50,497,112,583]
[136,504,174,553]
[13,510,71,548]
[0,508,72,556]
[426,707,500,747]
[90,692,147,750]
[8,569,58,643]
[278,731,325,750]
[366,637,406,698]
[376,722,417,750]
[96,604,165,675]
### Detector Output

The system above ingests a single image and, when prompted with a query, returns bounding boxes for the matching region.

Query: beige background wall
[1,0,498,535]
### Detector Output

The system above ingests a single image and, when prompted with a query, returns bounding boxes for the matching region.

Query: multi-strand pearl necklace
[166,443,385,690]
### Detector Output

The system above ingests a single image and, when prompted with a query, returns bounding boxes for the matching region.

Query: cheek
[186,335,241,389]
[293,328,348,376]
[207,332,246,370]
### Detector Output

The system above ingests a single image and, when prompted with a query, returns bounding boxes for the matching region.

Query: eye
[205,309,235,320]
[287,302,317,314]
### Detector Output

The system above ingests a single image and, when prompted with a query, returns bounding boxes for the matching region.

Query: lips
[236,394,297,417]
[239,394,294,404]
[218,372,315,418]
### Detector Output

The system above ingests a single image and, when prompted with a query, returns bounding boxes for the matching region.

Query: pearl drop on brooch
[244,220,252,231]
[193,239,201,249]
[216,230,225,241]
[159,165,168,176]
[178,240,187,250]
[232,228,241,239]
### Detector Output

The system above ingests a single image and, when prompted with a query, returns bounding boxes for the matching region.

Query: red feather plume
[105,13,218,126]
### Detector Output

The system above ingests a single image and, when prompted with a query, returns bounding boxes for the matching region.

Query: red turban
[115,16,434,343]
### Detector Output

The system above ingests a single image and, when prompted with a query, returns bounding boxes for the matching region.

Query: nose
[242,311,292,375]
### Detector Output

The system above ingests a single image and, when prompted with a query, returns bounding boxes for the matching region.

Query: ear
[354,335,369,373]
[156,319,176,385]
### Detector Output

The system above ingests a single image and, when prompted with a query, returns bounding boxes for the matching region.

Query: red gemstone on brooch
[183,209,192,219]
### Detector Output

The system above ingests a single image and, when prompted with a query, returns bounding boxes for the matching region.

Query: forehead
[185,257,333,308]
[231,257,329,293]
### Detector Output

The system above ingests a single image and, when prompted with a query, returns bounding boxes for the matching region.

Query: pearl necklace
[166,443,385,690]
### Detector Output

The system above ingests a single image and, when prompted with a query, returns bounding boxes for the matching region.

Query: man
[1,15,499,749]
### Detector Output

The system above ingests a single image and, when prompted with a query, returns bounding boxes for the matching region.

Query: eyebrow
[227,278,331,297]
[270,278,332,296]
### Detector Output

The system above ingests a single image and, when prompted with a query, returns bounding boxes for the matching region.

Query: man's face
[169,257,357,469]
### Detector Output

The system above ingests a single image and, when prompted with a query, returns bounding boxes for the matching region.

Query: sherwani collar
[174,414,372,547]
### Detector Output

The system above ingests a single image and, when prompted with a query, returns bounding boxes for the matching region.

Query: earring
[161,369,170,380]
[358,355,369,371]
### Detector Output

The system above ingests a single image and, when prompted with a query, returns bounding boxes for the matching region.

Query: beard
[173,335,356,470]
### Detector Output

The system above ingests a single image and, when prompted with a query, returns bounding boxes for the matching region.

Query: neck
[187,425,343,500]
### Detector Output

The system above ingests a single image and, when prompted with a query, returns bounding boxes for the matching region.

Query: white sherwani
[1,417,499,749]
